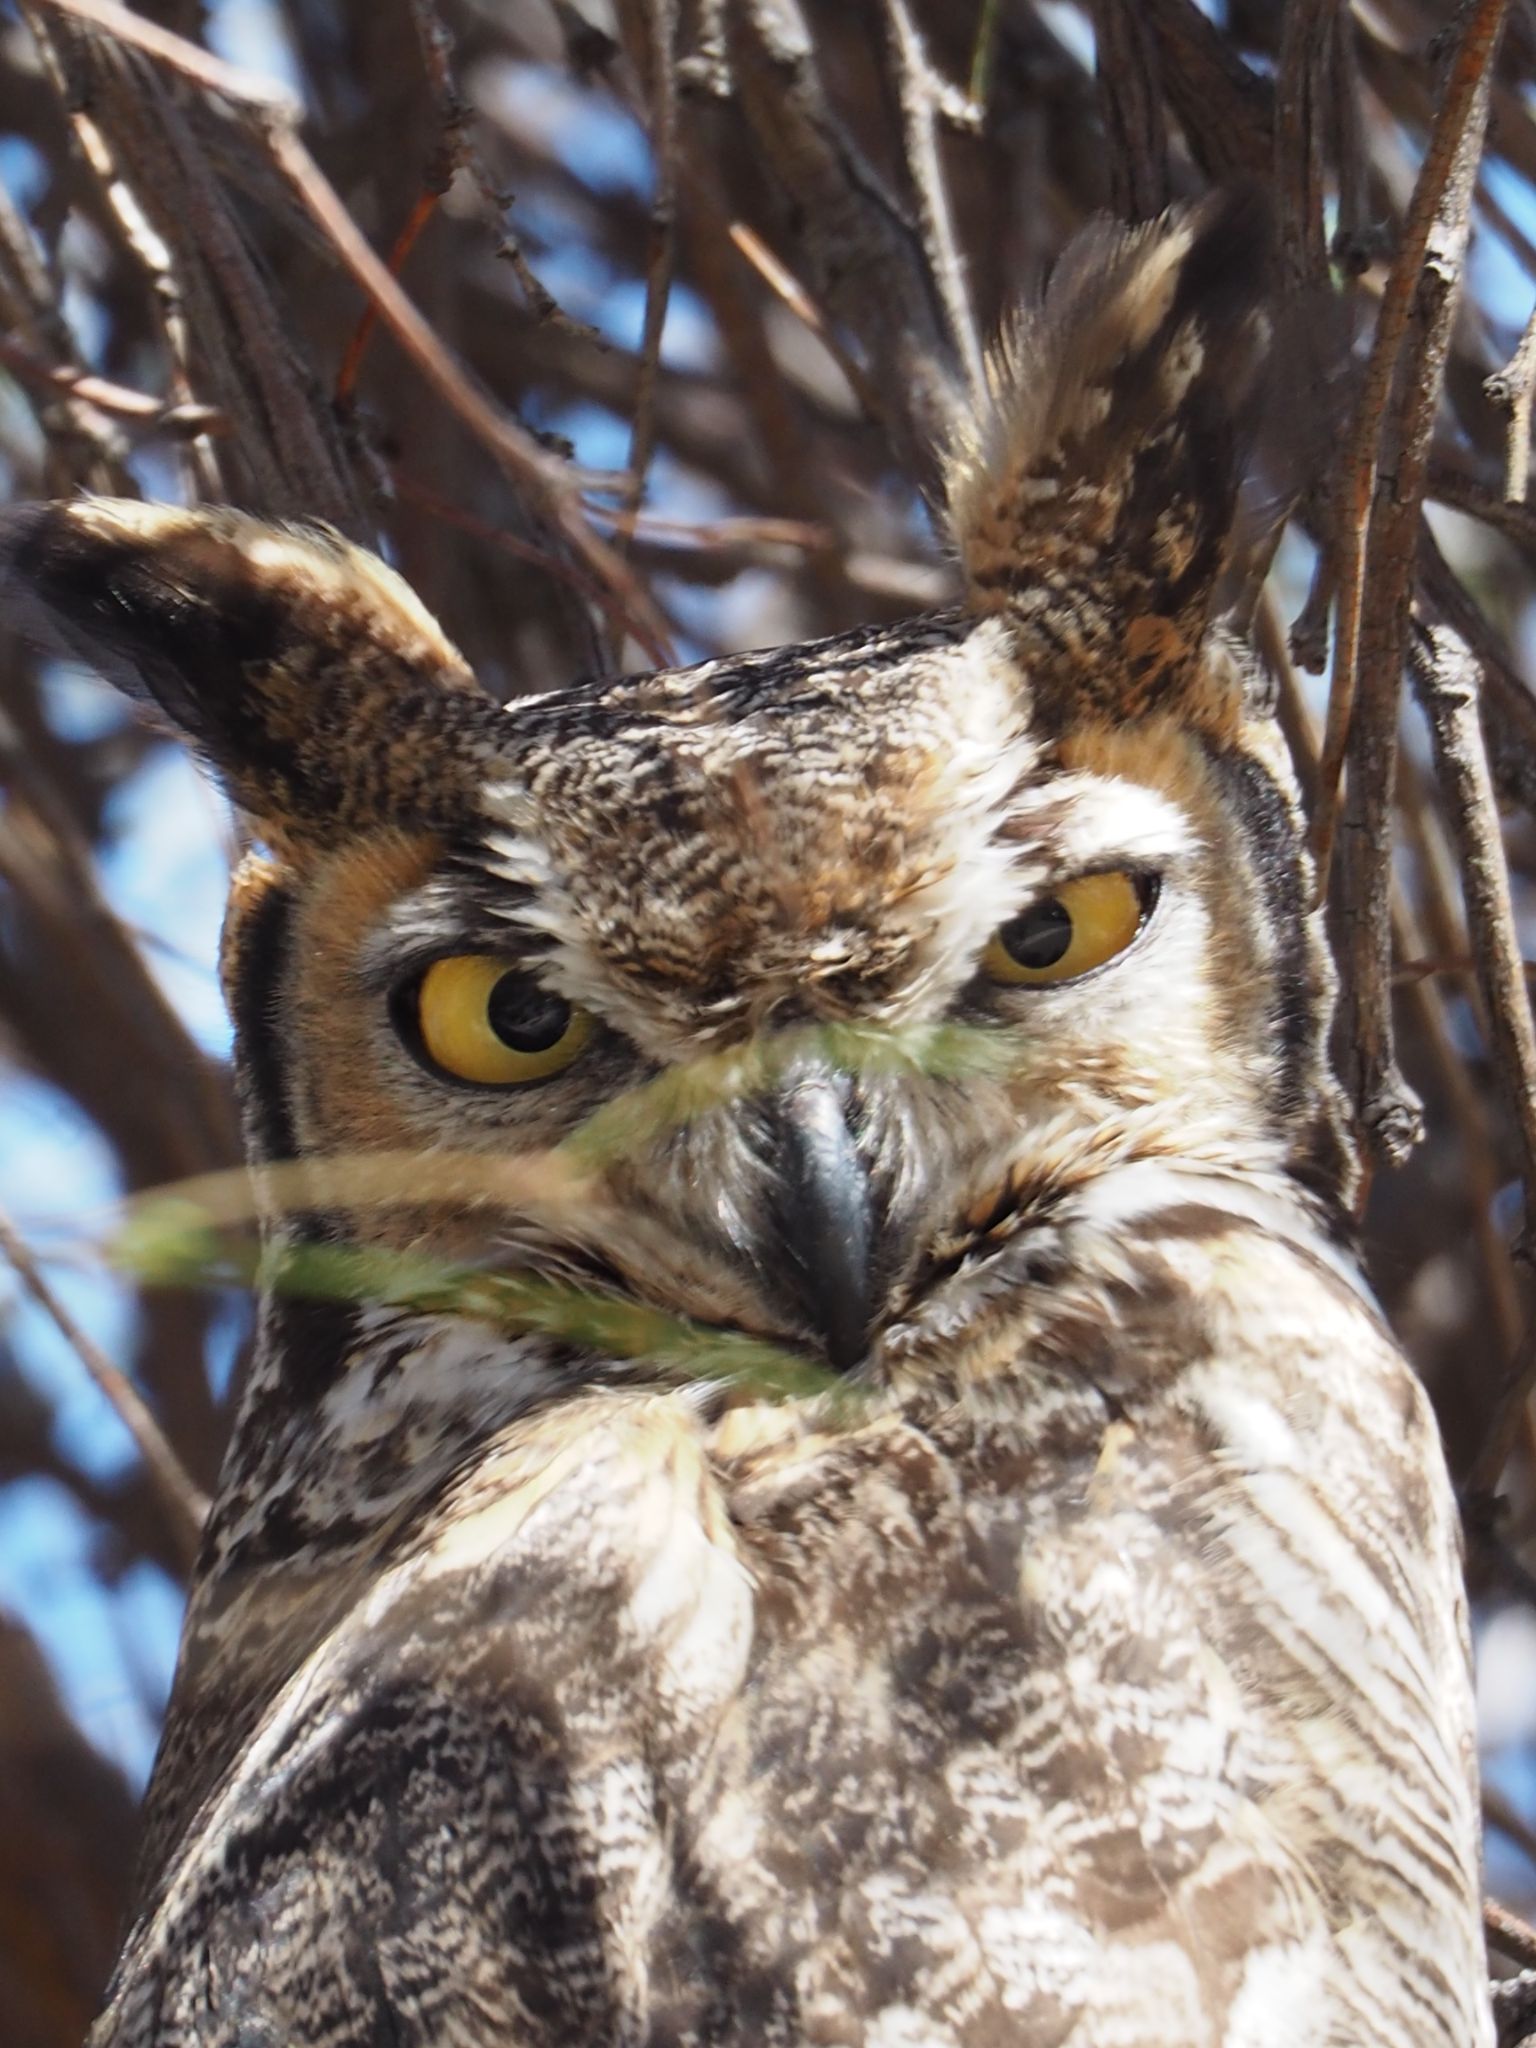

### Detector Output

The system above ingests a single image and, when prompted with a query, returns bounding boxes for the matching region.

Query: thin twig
[334,190,440,406]
[729,0,961,484]
[587,504,828,549]
[264,123,675,663]
[1413,620,1536,1234]
[0,189,135,493]
[407,0,608,348]
[612,0,681,595]
[727,220,886,418]
[391,471,687,635]
[1394,747,1526,1367]
[881,0,984,401]
[1289,548,1335,674]
[1420,526,1536,816]
[1393,953,1536,984]
[0,1206,206,1563]
[1429,459,1536,551]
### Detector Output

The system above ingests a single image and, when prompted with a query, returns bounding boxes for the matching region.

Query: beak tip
[770,1073,878,1377]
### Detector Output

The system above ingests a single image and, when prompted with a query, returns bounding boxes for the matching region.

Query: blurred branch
[0,1207,206,1563]
[0,1616,137,2048]
[0,335,224,435]
[611,0,680,615]
[1090,0,1169,224]
[21,0,224,500]
[0,187,135,496]
[1274,0,1333,291]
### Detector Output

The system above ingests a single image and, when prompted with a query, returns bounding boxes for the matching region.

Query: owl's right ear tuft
[0,499,510,846]
[945,188,1273,729]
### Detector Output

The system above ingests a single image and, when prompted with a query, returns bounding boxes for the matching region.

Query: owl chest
[701,1411,1260,1894]
[595,1376,1477,2048]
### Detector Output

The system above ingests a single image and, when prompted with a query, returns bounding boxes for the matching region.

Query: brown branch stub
[1489,1896,1536,1971]
[1486,299,1536,502]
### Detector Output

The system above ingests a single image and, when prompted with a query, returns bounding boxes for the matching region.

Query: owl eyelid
[364,935,552,1003]
[1004,866,1162,923]
[1016,859,1164,897]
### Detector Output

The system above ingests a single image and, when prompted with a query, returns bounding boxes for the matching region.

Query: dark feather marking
[1205,744,1313,1127]
[227,878,299,1166]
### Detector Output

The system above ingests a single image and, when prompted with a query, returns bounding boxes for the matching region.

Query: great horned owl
[2,194,1491,2045]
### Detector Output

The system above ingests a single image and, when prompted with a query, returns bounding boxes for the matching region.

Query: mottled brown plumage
[1,194,1491,2046]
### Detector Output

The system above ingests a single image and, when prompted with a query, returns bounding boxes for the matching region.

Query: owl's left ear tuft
[0,498,511,847]
[945,187,1274,729]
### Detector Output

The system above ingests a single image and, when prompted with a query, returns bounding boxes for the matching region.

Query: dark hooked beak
[766,1068,876,1374]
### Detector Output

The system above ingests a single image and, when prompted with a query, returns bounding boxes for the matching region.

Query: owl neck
[201,1142,1358,1552]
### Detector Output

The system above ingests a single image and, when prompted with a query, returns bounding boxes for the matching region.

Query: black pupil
[486,973,571,1053]
[998,898,1074,970]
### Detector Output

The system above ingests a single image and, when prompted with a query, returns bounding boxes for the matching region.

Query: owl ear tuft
[0,499,510,846]
[945,187,1273,728]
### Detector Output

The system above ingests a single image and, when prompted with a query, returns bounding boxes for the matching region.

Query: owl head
[0,192,1350,1402]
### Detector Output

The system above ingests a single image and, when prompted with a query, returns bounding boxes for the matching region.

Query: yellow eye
[414,956,592,1086]
[983,871,1150,987]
